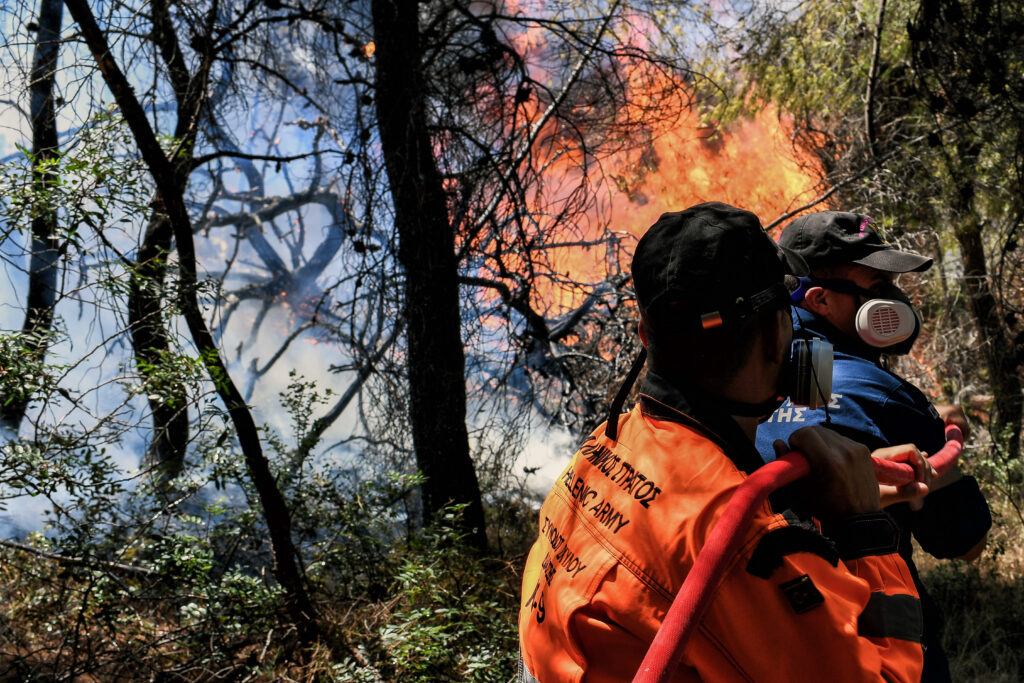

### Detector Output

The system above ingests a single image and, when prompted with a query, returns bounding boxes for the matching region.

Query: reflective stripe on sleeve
[858,592,923,643]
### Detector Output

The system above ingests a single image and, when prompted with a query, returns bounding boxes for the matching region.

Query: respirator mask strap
[793,276,920,353]
[806,277,878,300]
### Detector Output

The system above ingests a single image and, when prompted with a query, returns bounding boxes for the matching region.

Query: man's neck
[732,415,760,442]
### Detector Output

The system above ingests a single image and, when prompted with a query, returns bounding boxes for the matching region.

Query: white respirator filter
[790,337,834,410]
[855,299,918,348]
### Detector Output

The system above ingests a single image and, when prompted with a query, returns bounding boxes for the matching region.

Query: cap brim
[777,244,809,276]
[852,249,933,273]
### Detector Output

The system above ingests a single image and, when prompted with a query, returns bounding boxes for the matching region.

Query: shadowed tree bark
[2,0,63,435]
[942,139,1023,457]
[129,211,190,485]
[126,0,207,486]
[372,0,487,549]
[908,0,1024,457]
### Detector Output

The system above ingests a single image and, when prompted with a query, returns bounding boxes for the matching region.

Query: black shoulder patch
[779,574,825,614]
[746,526,840,579]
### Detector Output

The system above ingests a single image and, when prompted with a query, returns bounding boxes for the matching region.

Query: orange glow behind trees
[535,100,828,313]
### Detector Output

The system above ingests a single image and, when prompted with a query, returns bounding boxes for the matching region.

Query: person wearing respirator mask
[756,210,992,683]
[518,203,929,683]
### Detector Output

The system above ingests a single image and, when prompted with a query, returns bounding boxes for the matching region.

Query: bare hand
[875,443,933,510]
[777,427,880,520]
[935,404,971,440]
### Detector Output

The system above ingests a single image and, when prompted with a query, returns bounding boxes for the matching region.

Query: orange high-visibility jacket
[519,391,924,683]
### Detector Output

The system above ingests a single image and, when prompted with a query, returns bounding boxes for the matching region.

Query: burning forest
[0,0,1022,679]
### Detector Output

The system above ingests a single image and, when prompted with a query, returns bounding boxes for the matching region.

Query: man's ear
[801,286,829,316]
[764,308,789,363]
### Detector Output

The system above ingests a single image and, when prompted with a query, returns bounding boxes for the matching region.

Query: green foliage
[260,375,423,600]
[0,331,60,409]
[198,346,234,395]
[337,508,519,683]
[917,490,1024,680]
[0,109,151,246]
[131,350,205,409]
[149,526,216,585]
[280,369,333,444]
[968,424,1024,526]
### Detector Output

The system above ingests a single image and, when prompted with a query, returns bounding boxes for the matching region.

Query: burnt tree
[372,0,487,549]
[63,0,322,645]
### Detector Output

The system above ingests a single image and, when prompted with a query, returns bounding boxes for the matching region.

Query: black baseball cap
[779,211,933,273]
[632,202,807,331]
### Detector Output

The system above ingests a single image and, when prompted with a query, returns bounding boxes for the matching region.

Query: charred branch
[190,149,324,169]
[0,538,154,579]
[293,321,402,476]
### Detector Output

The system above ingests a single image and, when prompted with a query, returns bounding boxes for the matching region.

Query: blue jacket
[756,307,991,682]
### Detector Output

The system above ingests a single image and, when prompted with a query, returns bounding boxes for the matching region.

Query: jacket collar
[638,370,766,476]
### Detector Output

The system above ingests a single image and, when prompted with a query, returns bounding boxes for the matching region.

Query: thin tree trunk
[948,141,1023,457]
[372,0,487,549]
[3,0,64,434]
[63,0,321,644]
[128,212,189,484]
[121,0,192,487]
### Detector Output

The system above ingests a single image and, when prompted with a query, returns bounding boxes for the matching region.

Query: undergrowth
[917,493,1024,682]
[1,403,1021,682]
[0,504,528,682]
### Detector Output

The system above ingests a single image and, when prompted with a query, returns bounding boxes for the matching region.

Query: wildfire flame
[463,16,829,318]
[606,109,824,235]
[538,100,827,314]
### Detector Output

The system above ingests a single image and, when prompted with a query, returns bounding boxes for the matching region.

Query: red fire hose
[632,424,964,683]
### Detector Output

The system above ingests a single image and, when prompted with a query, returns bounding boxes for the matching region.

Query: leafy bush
[335,507,520,683]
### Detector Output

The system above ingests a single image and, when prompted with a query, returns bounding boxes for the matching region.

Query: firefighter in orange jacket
[518,202,926,682]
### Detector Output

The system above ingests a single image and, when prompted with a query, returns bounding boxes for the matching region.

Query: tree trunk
[64,0,322,645]
[948,142,1023,457]
[3,0,64,434]
[372,0,487,549]
[128,211,189,485]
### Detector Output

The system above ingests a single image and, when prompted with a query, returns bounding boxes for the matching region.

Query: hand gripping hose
[632,424,964,683]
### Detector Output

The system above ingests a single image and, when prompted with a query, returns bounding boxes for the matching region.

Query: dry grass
[916,495,1024,681]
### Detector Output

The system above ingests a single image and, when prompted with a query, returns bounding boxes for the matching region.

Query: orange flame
[606,109,824,235]
[463,20,829,318]
[516,105,828,315]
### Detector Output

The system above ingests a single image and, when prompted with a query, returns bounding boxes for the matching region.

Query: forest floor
[918,492,1024,681]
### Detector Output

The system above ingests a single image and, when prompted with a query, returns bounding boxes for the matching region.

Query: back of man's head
[632,202,806,386]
